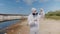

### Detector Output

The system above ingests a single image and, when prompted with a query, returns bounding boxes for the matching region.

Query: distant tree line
[45,10,60,16]
[45,10,60,19]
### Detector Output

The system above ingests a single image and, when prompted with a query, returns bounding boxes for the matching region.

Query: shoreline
[1,19,60,34]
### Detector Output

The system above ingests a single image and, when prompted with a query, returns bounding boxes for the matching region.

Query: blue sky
[0,0,60,14]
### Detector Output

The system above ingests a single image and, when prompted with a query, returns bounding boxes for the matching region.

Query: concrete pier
[0,14,27,21]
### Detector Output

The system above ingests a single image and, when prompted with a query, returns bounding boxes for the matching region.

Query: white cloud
[23,0,37,5]
[15,0,49,5]
[22,0,49,5]
[54,0,60,2]
[39,0,48,3]
[16,0,20,3]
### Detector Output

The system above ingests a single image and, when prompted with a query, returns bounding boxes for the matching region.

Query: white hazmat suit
[28,8,41,34]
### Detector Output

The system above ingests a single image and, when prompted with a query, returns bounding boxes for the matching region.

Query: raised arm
[40,8,45,19]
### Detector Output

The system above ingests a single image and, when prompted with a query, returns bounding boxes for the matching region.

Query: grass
[45,16,60,20]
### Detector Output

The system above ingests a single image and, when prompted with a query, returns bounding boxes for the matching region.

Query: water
[0,19,20,34]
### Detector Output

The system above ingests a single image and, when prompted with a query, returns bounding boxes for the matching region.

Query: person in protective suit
[39,8,45,20]
[28,8,40,34]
